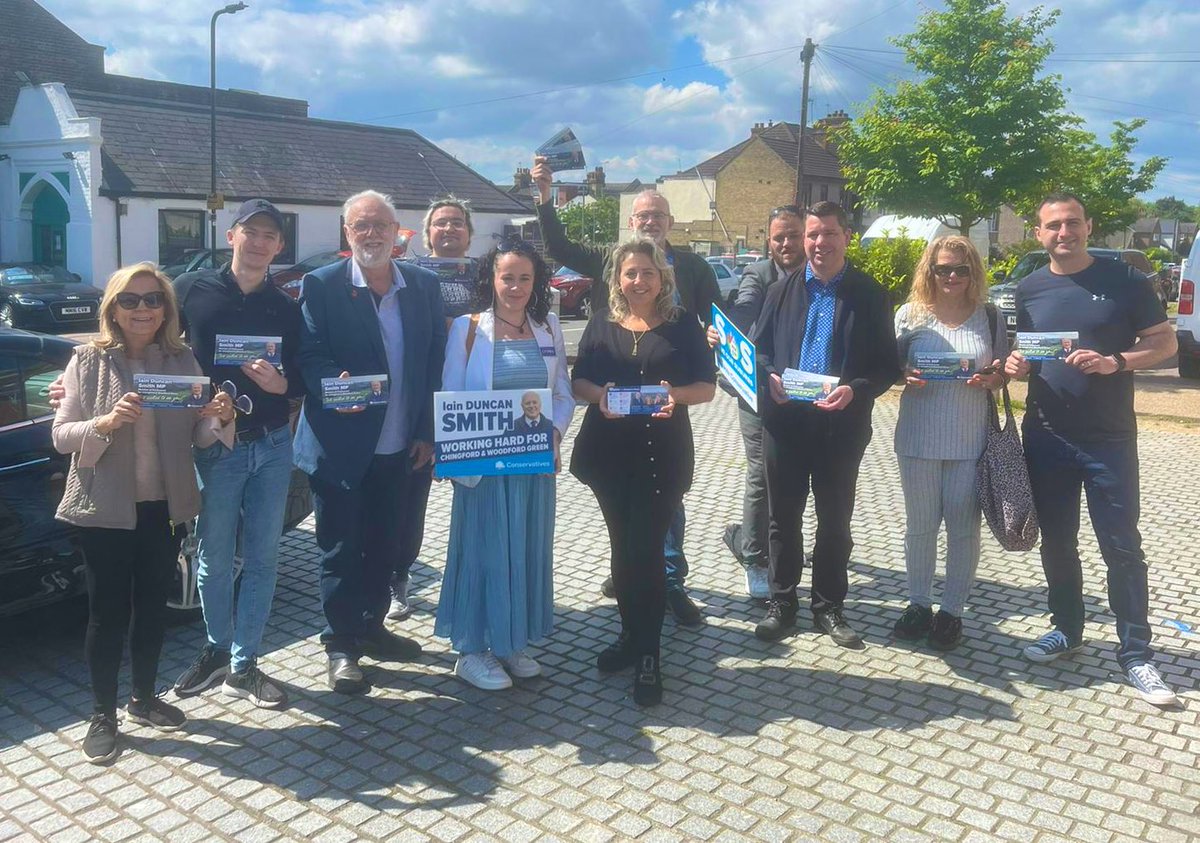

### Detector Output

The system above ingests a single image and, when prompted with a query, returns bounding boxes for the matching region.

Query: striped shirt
[894,303,1006,461]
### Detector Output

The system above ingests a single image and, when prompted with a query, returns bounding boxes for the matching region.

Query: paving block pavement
[1,391,1197,841]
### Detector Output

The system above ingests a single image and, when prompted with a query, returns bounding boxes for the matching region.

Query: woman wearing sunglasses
[435,240,575,690]
[52,262,235,764]
[893,236,1009,650]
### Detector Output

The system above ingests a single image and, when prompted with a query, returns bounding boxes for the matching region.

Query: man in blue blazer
[293,190,446,694]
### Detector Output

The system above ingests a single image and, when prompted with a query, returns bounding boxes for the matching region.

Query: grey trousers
[739,404,770,569]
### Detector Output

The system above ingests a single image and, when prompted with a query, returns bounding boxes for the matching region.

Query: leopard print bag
[976,384,1039,551]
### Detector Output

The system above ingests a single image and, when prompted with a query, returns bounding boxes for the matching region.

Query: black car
[0,328,312,617]
[162,248,234,280]
[0,264,103,332]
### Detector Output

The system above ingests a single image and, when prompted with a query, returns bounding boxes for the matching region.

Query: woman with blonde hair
[892,236,1008,650]
[570,238,716,706]
[53,262,234,764]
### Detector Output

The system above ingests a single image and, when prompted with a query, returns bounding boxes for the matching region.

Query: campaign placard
[607,385,670,416]
[407,256,478,319]
[711,304,757,412]
[321,375,390,409]
[1016,331,1080,360]
[434,388,555,478]
[536,127,586,173]
[213,334,282,366]
[911,351,976,380]
[781,368,839,402]
[133,374,210,409]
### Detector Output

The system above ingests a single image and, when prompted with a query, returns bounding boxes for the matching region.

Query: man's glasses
[115,291,166,310]
[933,264,972,278]
[632,211,669,223]
[216,380,254,415]
[431,219,468,230]
[348,220,396,236]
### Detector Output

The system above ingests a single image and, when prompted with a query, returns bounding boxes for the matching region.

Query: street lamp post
[210,2,248,251]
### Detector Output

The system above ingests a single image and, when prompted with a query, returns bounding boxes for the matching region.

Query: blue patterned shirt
[797,263,846,374]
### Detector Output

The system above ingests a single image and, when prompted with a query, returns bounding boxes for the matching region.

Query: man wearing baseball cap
[171,199,305,709]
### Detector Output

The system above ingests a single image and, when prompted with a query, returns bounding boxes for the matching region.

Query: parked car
[0,264,103,333]
[710,261,739,308]
[550,266,594,319]
[161,249,234,280]
[706,255,736,274]
[0,328,312,617]
[989,247,1167,335]
[1177,245,1200,379]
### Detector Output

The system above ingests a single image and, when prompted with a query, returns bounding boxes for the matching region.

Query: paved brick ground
[1,392,1198,842]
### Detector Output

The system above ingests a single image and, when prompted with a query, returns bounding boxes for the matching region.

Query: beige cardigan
[53,343,234,529]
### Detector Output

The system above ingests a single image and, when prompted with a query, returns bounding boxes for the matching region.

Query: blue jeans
[664,503,687,591]
[194,425,294,673]
[1023,428,1152,670]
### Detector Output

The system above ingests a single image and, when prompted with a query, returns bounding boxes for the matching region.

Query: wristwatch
[1111,352,1127,372]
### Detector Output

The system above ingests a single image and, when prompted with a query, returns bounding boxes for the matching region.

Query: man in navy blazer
[750,202,898,649]
[293,189,446,694]
[505,391,554,437]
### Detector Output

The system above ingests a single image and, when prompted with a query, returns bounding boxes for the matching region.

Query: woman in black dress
[571,238,716,706]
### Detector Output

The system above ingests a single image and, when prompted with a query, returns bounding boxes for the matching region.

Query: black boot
[596,631,638,673]
[633,653,662,707]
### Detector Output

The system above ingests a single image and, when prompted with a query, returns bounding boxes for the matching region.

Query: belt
[234,422,288,443]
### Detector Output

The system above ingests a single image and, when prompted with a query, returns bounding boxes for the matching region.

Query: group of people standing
[54,171,1179,766]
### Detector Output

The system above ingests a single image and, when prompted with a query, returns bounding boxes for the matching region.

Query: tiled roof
[665,121,844,182]
[69,89,530,213]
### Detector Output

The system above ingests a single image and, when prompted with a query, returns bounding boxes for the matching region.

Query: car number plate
[1006,315,1016,326]
[61,306,92,315]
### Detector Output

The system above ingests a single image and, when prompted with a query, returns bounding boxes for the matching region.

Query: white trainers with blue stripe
[1022,630,1084,663]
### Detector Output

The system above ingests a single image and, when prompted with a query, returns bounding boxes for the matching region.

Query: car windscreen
[0,265,75,285]
[1008,252,1049,283]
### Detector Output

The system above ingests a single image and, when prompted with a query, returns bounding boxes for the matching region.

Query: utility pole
[793,38,816,207]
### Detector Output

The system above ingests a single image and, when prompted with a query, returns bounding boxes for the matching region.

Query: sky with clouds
[35,0,1200,203]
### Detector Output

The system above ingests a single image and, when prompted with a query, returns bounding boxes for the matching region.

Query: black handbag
[975,308,1039,551]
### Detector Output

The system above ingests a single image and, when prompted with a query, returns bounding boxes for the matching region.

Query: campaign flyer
[1016,331,1080,360]
[781,368,839,402]
[911,351,976,380]
[407,257,478,319]
[712,304,757,412]
[213,334,282,366]
[133,374,210,409]
[607,386,670,416]
[434,389,555,478]
[321,375,390,409]
[536,127,586,173]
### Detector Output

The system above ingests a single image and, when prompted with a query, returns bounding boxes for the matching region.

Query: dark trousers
[393,468,433,582]
[79,501,182,716]
[763,407,871,608]
[311,452,429,657]
[593,483,680,657]
[1023,428,1152,669]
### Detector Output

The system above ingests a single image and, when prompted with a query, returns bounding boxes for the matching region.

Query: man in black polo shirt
[1006,192,1178,707]
[171,199,304,708]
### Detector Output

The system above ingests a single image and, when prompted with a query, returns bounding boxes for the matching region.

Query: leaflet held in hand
[133,374,210,409]
[1016,331,1079,360]
[213,334,282,366]
[321,375,390,409]
[536,128,586,173]
[781,368,839,402]
[607,385,670,416]
[911,351,976,380]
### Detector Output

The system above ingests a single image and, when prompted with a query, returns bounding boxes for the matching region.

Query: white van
[860,214,991,259]
[1177,246,1199,378]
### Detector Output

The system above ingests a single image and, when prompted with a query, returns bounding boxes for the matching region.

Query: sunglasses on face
[933,264,972,278]
[115,291,166,310]
[217,380,254,415]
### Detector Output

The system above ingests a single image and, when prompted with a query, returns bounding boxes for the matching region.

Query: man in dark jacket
[751,201,899,648]
[532,158,719,625]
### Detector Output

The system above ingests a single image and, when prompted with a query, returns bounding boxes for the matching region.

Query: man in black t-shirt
[1005,192,1178,707]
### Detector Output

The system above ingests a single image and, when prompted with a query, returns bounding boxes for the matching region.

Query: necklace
[631,328,649,357]
[494,311,528,335]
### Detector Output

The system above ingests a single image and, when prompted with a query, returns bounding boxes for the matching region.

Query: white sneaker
[1126,663,1178,706]
[744,565,771,600]
[386,575,411,621]
[499,650,541,679]
[454,652,512,690]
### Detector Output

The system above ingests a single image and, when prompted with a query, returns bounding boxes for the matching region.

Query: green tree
[845,232,925,305]
[837,0,1069,236]
[558,196,619,244]
[1022,120,1166,240]
[1153,195,1193,220]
